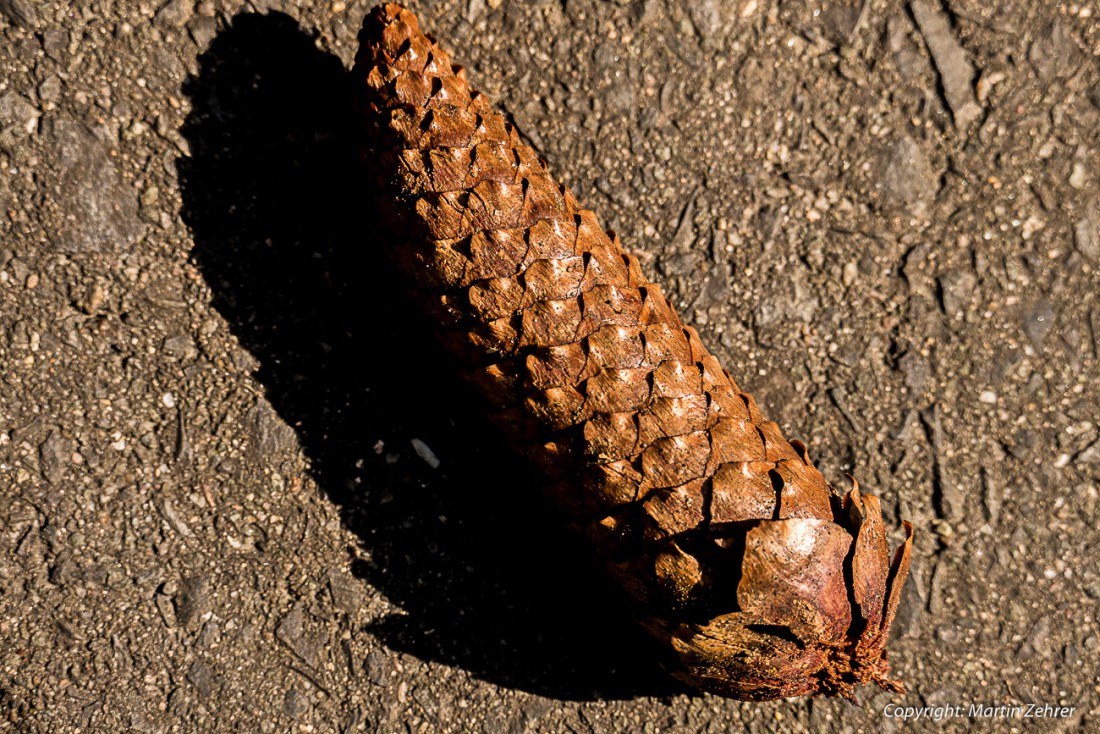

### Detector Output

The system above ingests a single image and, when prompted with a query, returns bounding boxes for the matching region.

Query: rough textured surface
[354,4,911,701]
[0,0,1098,731]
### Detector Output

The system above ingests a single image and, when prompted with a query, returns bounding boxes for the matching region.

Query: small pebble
[411,438,440,469]
[978,390,998,404]
[1069,161,1087,190]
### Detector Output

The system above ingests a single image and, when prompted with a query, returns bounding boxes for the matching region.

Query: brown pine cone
[353,3,914,701]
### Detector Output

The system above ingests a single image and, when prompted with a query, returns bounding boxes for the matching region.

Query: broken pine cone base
[353,3,914,702]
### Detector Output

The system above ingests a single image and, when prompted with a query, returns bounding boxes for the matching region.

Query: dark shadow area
[177,11,680,701]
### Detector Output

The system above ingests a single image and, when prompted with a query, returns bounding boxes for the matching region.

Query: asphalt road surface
[1,1,1097,732]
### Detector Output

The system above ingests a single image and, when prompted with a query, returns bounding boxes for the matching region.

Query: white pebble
[978,390,998,404]
[1069,161,1088,190]
[162,392,176,408]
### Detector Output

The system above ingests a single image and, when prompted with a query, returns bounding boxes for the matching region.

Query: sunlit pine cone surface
[353,3,914,701]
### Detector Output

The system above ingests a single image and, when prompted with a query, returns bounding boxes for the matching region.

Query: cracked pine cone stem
[353,4,914,701]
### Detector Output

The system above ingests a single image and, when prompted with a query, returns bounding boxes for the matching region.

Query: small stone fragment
[1028,19,1077,81]
[42,28,67,60]
[276,604,323,668]
[155,0,194,29]
[187,15,217,48]
[879,136,937,217]
[186,660,218,699]
[155,592,177,627]
[1069,161,1088,190]
[410,438,440,468]
[162,334,197,360]
[0,91,38,140]
[160,498,195,538]
[909,0,981,128]
[42,119,145,253]
[246,397,298,459]
[38,430,70,484]
[1022,299,1055,348]
[328,569,365,613]
[1016,616,1052,661]
[0,0,37,28]
[283,687,310,719]
[174,574,212,628]
[1075,200,1100,262]
[364,650,389,686]
[938,268,977,319]
[899,352,930,393]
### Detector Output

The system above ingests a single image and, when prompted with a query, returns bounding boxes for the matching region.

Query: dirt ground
[1,0,1098,732]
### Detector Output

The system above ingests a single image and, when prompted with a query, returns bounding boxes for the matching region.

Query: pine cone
[353,3,914,701]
